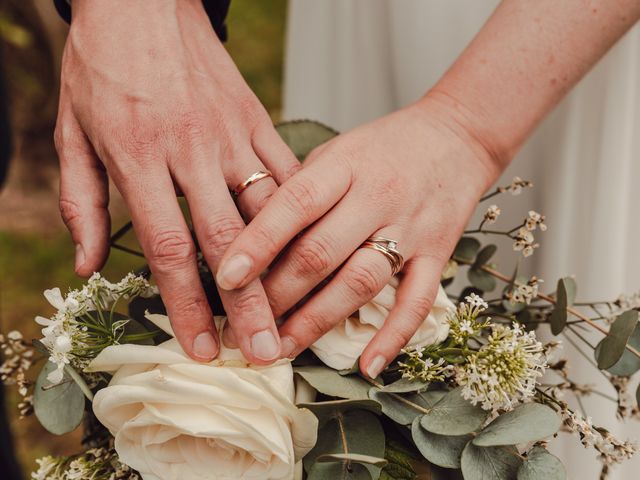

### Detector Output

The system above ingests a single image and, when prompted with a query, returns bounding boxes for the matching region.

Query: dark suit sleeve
[53,0,231,41]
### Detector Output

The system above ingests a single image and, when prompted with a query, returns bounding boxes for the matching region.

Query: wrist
[416,91,507,190]
[71,0,203,26]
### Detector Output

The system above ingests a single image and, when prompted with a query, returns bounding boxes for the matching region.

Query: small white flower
[484,205,501,224]
[465,293,488,310]
[32,455,61,480]
[525,210,547,231]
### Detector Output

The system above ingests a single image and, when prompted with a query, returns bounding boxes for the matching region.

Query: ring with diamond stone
[361,236,405,276]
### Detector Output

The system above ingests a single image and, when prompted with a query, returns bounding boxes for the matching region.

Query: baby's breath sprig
[32,448,139,480]
[35,272,159,384]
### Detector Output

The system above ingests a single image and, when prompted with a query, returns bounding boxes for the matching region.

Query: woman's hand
[216,94,503,377]
[55,0,299,364]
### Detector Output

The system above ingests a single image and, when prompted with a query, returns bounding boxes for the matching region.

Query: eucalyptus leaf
[381,378,429,393]
[461,443,522,480]
[549,277,571,335]
[63,365,93,401]
[34,362,85,435]
[594,324,640,376]
[300,399,382,426]
[369,389,444,425]
[468,268,497,292]
[317,453,388,467]
[276,120,338,162]
[474,244,497,268]
[420,387,488,435]
[307,462,372,480]
[517,446,566,480]
[473,403,561,447]
[454,237,481,263]
[411,417,470,468]
[295,366,370,400]
[596,310,639,369]
[304,409,385,476]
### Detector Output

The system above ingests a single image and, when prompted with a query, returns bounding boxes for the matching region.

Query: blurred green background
[0,0,287,475]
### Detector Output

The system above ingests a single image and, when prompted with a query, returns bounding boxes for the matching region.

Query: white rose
[311,279,454,370]
[88,315,317,480]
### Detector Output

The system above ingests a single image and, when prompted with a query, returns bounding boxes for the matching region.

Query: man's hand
[55,0,299,364]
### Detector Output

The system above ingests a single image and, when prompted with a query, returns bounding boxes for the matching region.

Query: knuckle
[59,197,82,228]
[291,235,334,277]
[172,109,207,146]
[388,322,418,349]
[118,123,162,160]
[148,230,195,267]
[343,263,382,299]
[404,295,433,322]
[231,290,266,314]
[298,310,332,338]
[171,295,210,324]
[201,216,245,258]
[280,178,318,216]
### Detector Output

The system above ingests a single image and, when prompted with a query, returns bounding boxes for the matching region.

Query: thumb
[55,115,110,277]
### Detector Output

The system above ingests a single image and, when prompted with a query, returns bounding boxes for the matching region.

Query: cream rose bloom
[88,315,317,480]
[311,279,454,370]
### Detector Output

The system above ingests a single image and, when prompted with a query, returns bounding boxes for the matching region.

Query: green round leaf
[474,244,497,268]
[517,447,566,480]
[594,324,640,376]
[454,237,481,263]
[596,310,639,370]
[276,120,338,162]
[473,403,561,447]
[549,278,574,335]
[317,453,387,467]
[411,416,470,468]
[299,399,382,426]
[420,387,488,435]
[370,389,443,425]
[34,361,85,435]
[461,443,522,480]
[304,410,385,475]
[295,366,371,400]
[468,268,497,292]
[308,462,372,480]
[381,378,429,393]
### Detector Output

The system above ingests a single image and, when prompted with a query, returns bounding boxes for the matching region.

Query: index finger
[117,167,218,362]
[216,158,352,291]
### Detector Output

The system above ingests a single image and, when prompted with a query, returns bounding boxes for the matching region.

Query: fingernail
[367,355,387,379]
[74,244,86,271]
[217,254,252,290]
[192,331,218,361]
[251,329,280,361]
[280,336,298,359]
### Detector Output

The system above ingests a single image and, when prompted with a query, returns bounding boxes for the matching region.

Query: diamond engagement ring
[361,236,405,275]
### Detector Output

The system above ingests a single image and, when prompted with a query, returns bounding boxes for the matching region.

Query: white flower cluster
[513,211,546,257]
[35,273,158,384]
[447,293,492,344]
[561,406,637,466]
[398,352,453,383]
[499,176,532,195]
[32,449,139,480]
[483,205,501,224]
[507,276,543,305]
[456,322,547,412]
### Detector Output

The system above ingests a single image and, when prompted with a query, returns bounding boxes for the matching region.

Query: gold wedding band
[232,170,273,196]
[361,236,404,276]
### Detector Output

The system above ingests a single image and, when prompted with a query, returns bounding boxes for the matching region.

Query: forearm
[424,0,640,170]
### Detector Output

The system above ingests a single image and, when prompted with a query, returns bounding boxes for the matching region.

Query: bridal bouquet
[2,122,639,480]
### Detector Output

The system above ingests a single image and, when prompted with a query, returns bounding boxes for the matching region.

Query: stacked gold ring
[232,170,273,196]
[361,236,404,276]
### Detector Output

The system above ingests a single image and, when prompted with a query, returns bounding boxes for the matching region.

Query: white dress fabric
[283,1,640,478]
